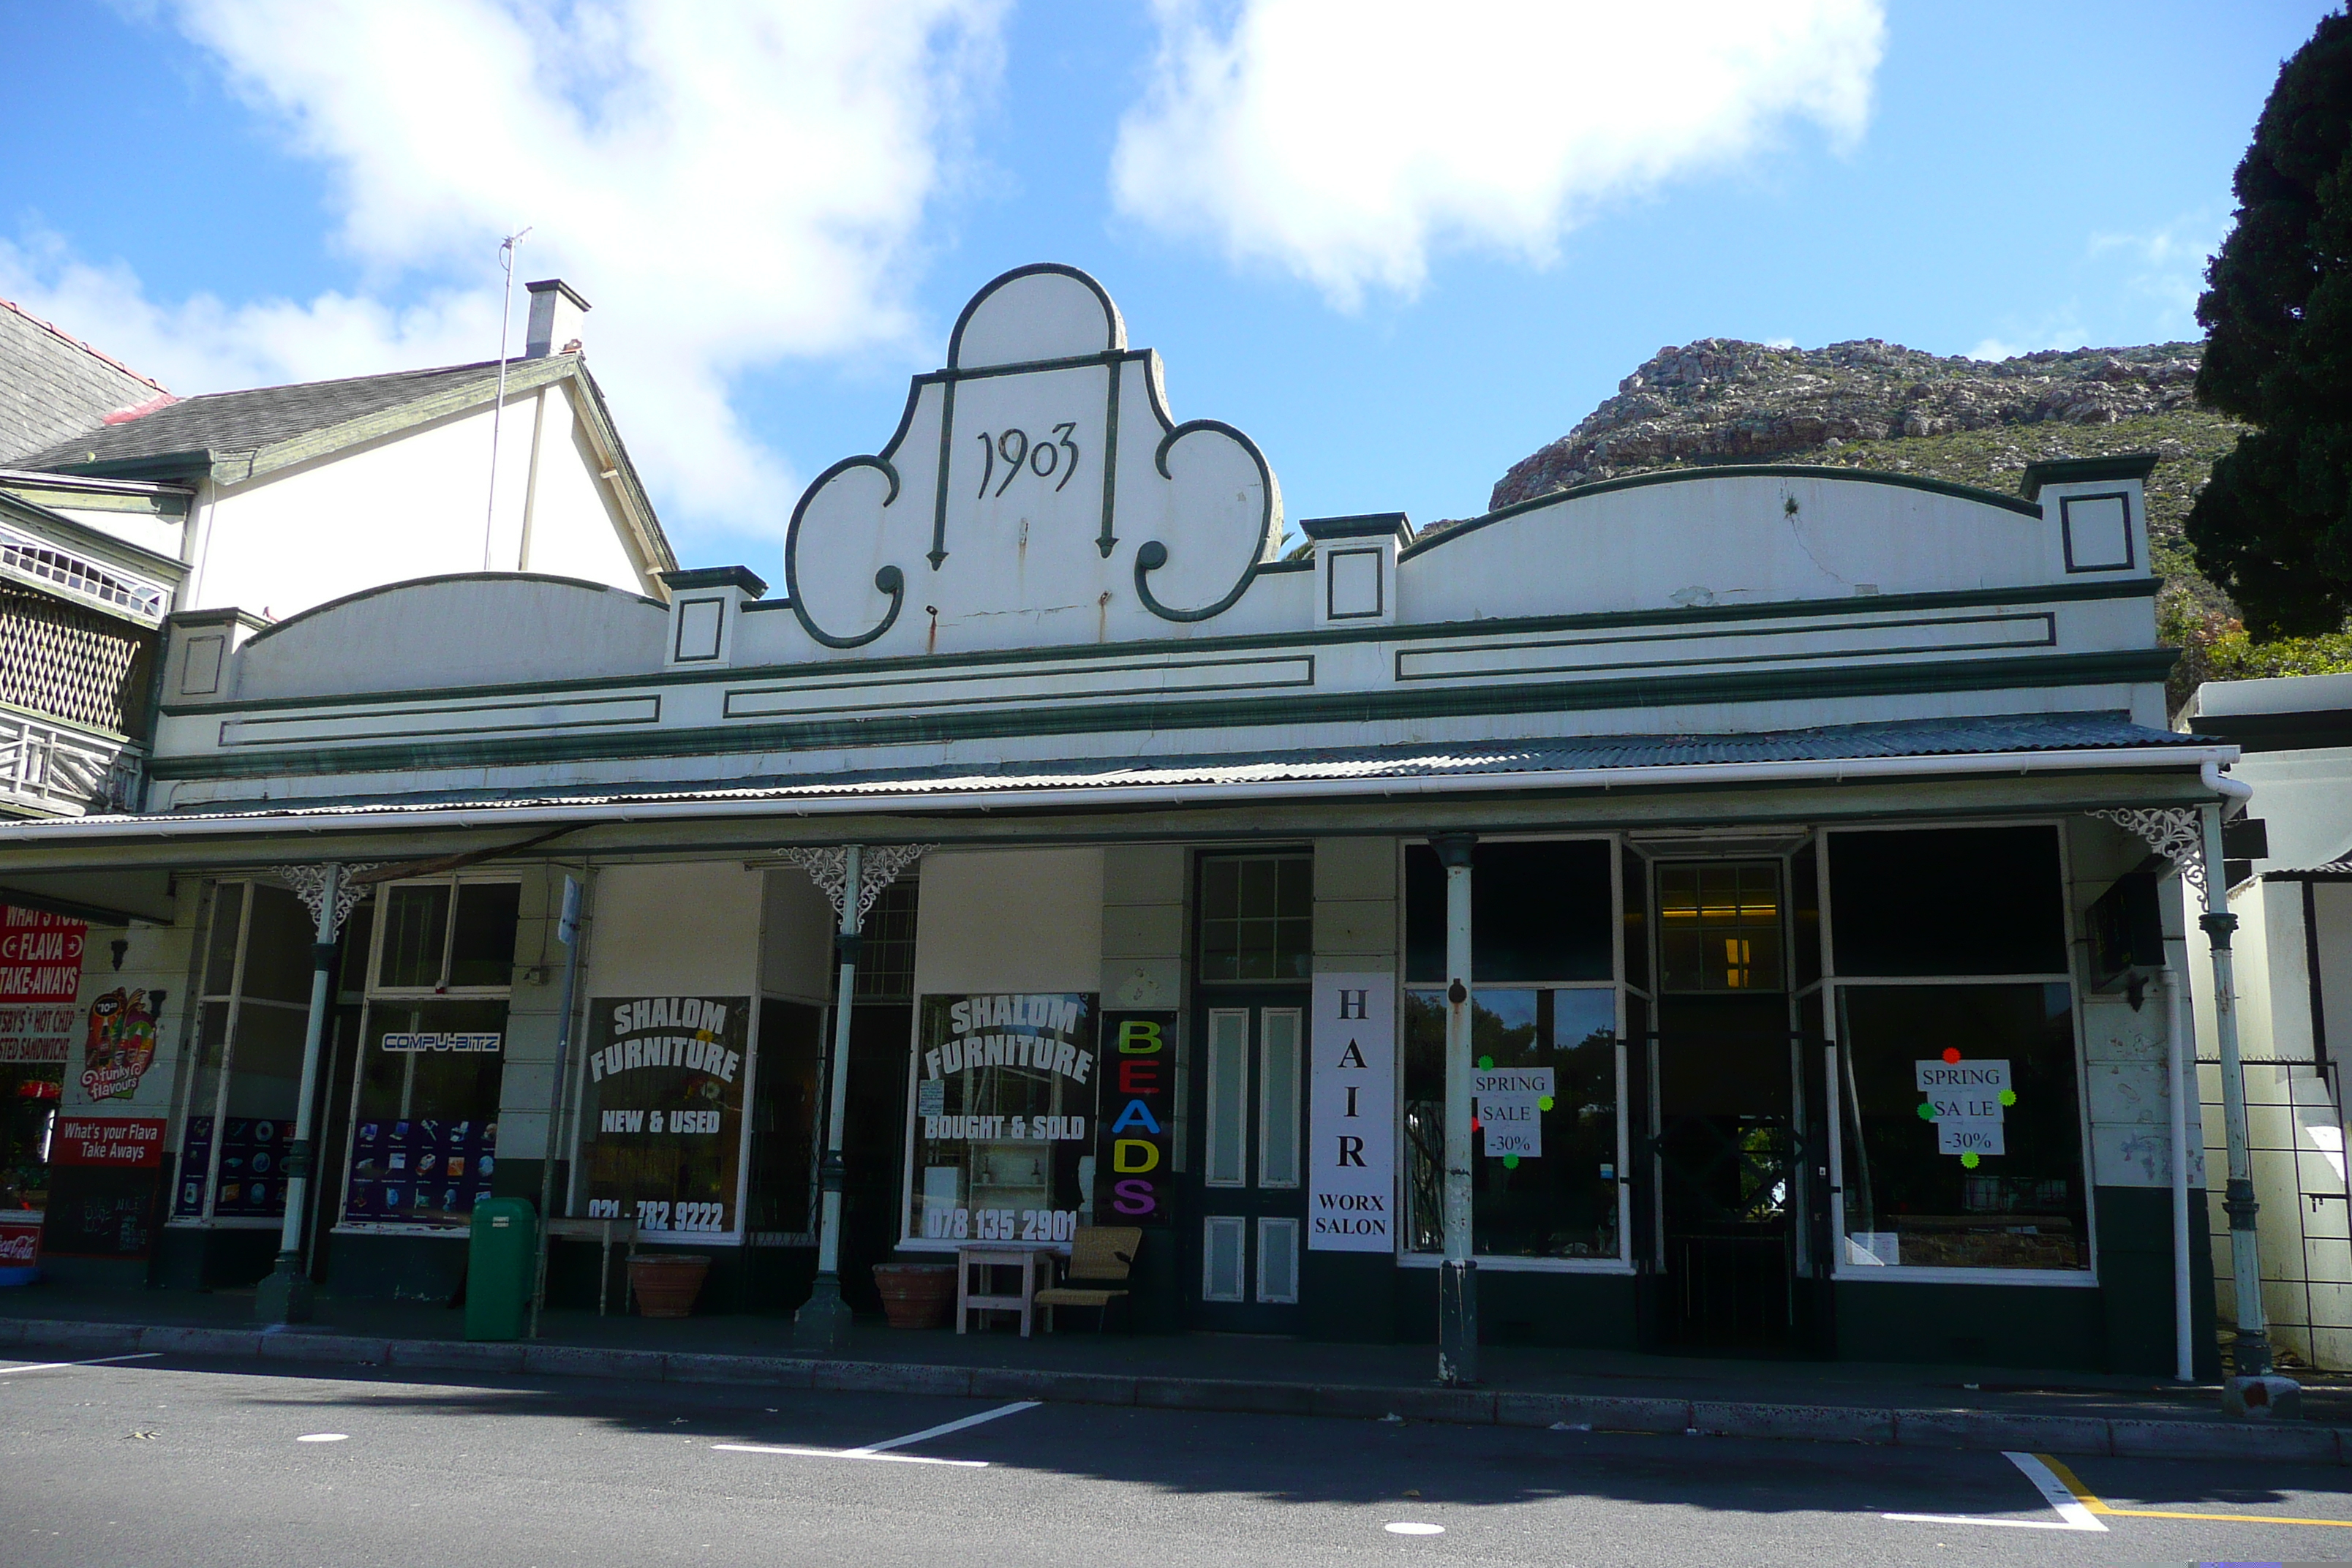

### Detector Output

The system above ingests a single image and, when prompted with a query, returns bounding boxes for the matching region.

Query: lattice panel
[0,580,154,736]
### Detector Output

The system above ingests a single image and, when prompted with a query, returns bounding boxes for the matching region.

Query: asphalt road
[5,1349,2352,1567]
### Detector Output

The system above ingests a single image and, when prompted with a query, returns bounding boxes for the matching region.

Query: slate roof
[16,359,510,472]
[0,299,171,464]
[0,712,2217,837]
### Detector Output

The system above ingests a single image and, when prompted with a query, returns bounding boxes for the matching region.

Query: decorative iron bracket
[271,862,381,938]
[2088,807,2206,905]
[778,844,932,931]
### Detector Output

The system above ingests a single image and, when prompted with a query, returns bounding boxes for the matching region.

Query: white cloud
[1111,0,1885,307]
[2088,211,2225,336]
[3,0,1006,546]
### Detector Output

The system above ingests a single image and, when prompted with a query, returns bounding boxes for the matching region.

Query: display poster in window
[78,990,162,1103]
[1474,1066,1553,1158]
[0,907,84,1063]
[910,993,1097,1245]
[578,995,749,1237]
[1096,1011,1175,1225]
[344,1116,497,1224]
[1915,1053,2013,1164]
[1308,972,1396,1252]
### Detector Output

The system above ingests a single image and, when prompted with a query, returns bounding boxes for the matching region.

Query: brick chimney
[524,279,589,358]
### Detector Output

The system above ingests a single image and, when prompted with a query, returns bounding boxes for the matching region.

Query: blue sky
[0,2,2334,566]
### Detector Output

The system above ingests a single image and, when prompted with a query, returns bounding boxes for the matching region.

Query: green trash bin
[464,1196,538,1341]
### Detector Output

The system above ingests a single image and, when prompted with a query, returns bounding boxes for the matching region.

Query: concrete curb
[7,1316,2347,1463]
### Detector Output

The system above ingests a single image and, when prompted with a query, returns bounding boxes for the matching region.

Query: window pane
[448,883,521,988]
[1836,982,2087,1270]
[212,1001,308,1218]
[238,885,315,1005]
[1405,840,1613,984]
[201,883,245,997]
[1204,1009,1248,1186]
[174,1000,232,1216]
[1657,861,1783,993]
[1828,827,2067,978]
[1621,847,1650,992]
[903,994,1095,1242]
[1258,1009,1300,1188]
[344,999,509,1229]
[1197,856,1312,984]
[377,884,451,989]
[854,880,919,1001]
[1404,986,1620,1259]
[747,1000,823,1233]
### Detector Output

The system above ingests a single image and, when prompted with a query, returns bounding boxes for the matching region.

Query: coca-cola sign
[0,1217,41,1267]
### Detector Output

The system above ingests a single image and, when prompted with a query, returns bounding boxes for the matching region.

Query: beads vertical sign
[1096,1011,1175,1224]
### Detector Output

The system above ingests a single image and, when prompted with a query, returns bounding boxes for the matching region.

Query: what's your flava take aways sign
[910,992,1098,1245]
[578,995,749,1236]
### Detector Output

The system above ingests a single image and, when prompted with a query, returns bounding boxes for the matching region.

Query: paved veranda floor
[0,1274,2315,1427]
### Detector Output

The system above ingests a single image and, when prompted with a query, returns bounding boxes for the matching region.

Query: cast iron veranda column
[1433,832,1477,1385]
[796,844,864,1351]
[2201,802,2273,1381]
[256,862,369,1325]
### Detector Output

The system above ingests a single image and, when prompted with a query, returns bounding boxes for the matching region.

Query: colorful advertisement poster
[78,990,162,1102]
[1308,972,1396,1253]
[1095,1011,1175,1226]
[0,906,85,1064]
[577,995,748,1237]
[344,1117,497,1225]
[908,992,1097,1245]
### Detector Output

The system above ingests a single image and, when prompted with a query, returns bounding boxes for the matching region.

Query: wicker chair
[1034,1225,1142,1333]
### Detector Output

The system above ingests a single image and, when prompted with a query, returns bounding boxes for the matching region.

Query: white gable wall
[186,391,653,621]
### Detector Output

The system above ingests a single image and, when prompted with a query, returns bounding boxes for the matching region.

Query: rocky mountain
[1455,336,2288,709]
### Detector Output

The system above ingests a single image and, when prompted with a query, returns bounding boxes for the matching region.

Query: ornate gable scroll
[783,265,1281,655]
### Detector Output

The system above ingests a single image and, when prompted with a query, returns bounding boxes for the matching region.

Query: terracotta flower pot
[872,1262,955,1329]
[627,1253,711,1319]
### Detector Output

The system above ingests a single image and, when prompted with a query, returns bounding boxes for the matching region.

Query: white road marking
[712,1444,988,1468]
[1882,1451,2107,1532]
[712,1398,1042,1469]
[296,1433,349,1442]
[0,1352,160,1376]
[849,1401,1041,1455]
[1384,1523,1445,1536]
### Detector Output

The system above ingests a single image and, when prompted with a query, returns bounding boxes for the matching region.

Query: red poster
[0,1214,41,1270]
[0,908,86,1065]
[50,1116,166,1169]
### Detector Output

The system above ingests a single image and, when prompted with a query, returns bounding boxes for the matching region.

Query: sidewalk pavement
[2,1280,2342,1465]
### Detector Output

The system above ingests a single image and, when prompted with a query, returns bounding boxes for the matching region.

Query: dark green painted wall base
[152,1226,276,1291]
[1387,1264,1640,1350]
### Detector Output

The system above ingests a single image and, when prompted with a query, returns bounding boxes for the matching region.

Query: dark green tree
[2190,10,2352,638]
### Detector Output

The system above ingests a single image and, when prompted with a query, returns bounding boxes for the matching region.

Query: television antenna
[483,226,532,570]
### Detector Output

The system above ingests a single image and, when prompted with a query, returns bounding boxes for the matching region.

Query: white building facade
[0,266,2237,1373]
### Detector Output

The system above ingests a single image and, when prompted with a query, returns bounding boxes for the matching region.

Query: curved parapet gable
[781,263,1281,658]
[221,572,668,701]
[1398,465,2110,625]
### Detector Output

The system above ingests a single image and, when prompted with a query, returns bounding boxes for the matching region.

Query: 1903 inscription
[975,423,1080,498]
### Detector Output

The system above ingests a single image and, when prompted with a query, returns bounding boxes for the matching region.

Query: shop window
[1403,987,1621,1260]
[576,993,753,1237]
[746,1000,823,1237]
[339,878,519,1230]
[1199,855,1311,982]
[1828,826,2066,977]
[1836,981,2088,1270]
[1657,864,1783,992]
[905,992,1098,1244]
[173,880,317,1222]
[1404,840,1613,984]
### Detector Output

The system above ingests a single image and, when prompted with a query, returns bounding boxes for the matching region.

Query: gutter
[0,742,2245,847]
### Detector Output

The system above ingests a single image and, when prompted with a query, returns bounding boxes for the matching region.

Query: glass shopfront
[172,881,315,1224]
[1400,839,1630,1269]
[1825,825,2089,1275]
[338,878,519,1231]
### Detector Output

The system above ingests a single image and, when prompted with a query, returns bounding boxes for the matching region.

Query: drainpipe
[2201,800,2273,1384]
[1433,832,1477,1385]
[2161,963,2193,1382]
